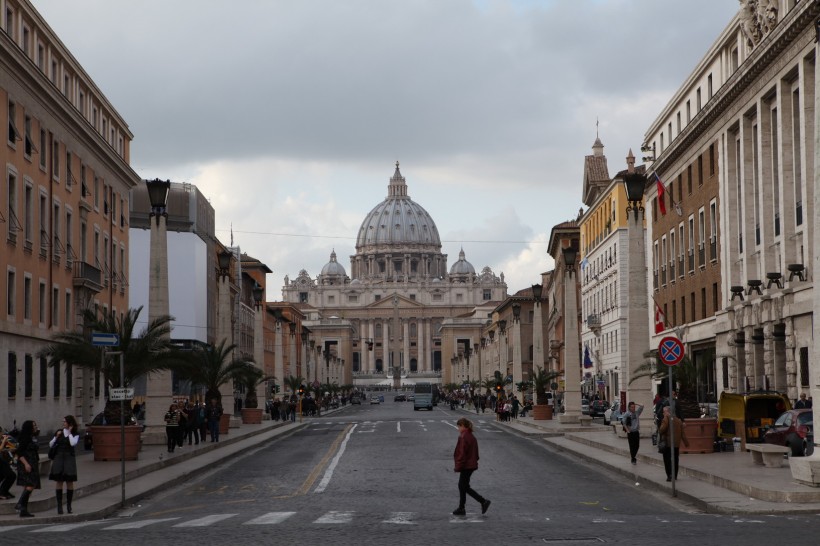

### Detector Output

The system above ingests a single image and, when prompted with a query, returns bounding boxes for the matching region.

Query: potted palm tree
[38,306,183,461]
[238,365,275,424]
[180,339,254,434]
[532,366,560,420]
[630,352,717,453]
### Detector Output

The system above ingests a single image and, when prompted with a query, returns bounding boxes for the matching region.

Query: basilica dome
[320,250,347,277]
[355,162,442,249]
[449,248,475,276]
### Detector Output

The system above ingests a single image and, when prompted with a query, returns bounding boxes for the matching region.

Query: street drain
[542,539,605,544]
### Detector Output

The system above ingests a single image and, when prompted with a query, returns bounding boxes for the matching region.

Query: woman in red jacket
[452,417,491,516]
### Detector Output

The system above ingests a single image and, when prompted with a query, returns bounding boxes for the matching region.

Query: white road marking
[32,521,105,533]
[450,515,484,523]
[314,511,355,524]
[383,512,416,525]
[173,514,238,527]
[397,421,401,433]
[244,512,297,525]
[103,518,181,529]
[314,424,357,493]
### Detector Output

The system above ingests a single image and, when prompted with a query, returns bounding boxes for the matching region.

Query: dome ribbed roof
[449,248,475,276]
[320,250,347,277]
[356,162,441,249]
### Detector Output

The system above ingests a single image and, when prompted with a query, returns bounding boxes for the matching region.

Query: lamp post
[623,169,653,431]
[499,319,507,389]
[531,283,545,383]
[252,283,266,411]
[559,243,582,424]
[143,178,171,444]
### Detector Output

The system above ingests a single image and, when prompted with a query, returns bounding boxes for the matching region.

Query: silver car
[604,401,623,425]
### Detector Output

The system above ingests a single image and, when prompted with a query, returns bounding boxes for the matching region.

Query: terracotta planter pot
[90,425,142,461]
[219,413,231,434]
[680,417,718,454]
[532,404,553,420]
[241,408,263,424]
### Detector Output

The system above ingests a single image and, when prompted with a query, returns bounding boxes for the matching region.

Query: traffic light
[495,384,502,393]
[275,384,280,393]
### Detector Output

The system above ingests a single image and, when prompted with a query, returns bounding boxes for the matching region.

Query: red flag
[654,302,665,334]
[655,173,667,216]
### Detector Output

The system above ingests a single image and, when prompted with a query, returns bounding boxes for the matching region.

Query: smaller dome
[449,248,475,276]
[320,250,347,277]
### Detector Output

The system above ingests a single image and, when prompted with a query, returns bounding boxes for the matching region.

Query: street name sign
[109,388,134,401]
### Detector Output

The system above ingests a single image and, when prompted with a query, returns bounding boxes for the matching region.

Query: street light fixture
[217,249,233,277]
[623,172,647,219]
[252,282,264,307]
[562,245,577,276]
[145,178,170,215]
[531,283,542,301]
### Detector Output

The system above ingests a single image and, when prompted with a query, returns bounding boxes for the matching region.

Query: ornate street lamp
[218,249,233,278]
[512,302,521,322]
[252,282,264,307]
[623,172,647,219]
[562,245,578,277]
[531,283,542,301]
[146,178,171,216]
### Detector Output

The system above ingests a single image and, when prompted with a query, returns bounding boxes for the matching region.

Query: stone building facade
[643,0,816,402]
[281,163,507,388]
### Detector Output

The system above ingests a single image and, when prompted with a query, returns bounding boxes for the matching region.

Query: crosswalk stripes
[314,511,354,524]
[103,518,181,530]
[32,521,105,533]
[243,512,296,525]
[382,512,416,525]
[173,514,238,527]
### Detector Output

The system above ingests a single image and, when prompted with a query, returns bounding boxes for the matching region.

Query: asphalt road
[4,395,820,544]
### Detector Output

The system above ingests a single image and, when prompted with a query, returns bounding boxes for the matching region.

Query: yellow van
[717,392,791,442]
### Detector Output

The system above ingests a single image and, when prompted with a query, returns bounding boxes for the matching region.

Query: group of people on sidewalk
[0,416,80,518]
[620,393,689,481]
[164,399,225,453]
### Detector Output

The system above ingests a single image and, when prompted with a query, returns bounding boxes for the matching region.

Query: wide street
[3,396,820,545]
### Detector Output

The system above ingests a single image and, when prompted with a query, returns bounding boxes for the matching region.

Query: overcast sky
[34,0,739,296]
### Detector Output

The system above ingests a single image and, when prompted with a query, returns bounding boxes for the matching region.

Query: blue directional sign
[658,336,684,367]
[91,332,120,347]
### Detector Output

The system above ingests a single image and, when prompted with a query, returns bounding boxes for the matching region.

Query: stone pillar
[533,299,545,374]
[560,265,582,424]
[512,318,522,390]
[274,322,284,390]
[624,203,652,431]
[417,319,425,373]
[382,319,389,374]
[403,319,410,376]
[143,212,171,444]
[254,303,266,409]
[289,328,297,380]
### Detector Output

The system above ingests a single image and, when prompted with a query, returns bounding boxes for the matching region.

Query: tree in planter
[532,366,560,406]
[38,306,183,425]
[179,339,254,408]
[629,352,704,419]
[238,365,275,410]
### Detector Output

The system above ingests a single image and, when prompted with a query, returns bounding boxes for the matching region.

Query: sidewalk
[0,412,325,525]
[494,411,820,514]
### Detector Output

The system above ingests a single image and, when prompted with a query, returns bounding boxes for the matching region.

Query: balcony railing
[709,237,717,261]
[587,314,601,331]
[72,261,103,292]
[698,244,705,266]
[688,250,694,272]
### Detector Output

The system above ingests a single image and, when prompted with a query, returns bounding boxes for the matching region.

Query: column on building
[402,319,410,374]
[417,319,425,373]
[289,327,297,380]
[382,318,389,373]
[274,321,284,389]
[512,318,522,391]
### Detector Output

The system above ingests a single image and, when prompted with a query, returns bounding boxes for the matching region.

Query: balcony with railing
[698,243,705,267]
[72,261,103,292]
[688,250,694,272]
[709,236,717,261]
[587,314,601,332]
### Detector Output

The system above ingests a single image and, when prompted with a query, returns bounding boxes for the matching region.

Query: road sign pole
[669,367,676,497]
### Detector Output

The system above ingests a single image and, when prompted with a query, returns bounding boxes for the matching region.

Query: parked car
[350,396,362,405]
[370,395,381,405]
[581,399,590,415]
[604,401,623,426]
[407,394,415,402]
[589,400,609,418]
[763,409,813,456]
[394,394,406,402]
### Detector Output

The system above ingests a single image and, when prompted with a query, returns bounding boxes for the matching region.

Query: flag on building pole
[654,172,667,216]
[583,345,593,368]
[654,301,666,334]
[580,256,589,271]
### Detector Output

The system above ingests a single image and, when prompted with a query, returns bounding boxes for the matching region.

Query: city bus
[414,382,434,411]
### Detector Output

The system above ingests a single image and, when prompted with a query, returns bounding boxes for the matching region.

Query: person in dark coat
[0,427,17,500]
[452,417,490,516]
[14,420,40,518]
[48,415,79,514]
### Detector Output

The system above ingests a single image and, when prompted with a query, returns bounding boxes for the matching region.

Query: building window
[24,354,32,398]
[7,353,17,399]
[38,281,46,324]
[792,88,803,226]
[800,348,810,388]
[52,287,59,328]
[24,276,31,320]
[39,357,47,398]
[53,360,61,397]
[65,291,71,329]
[6,270,15,316]
[375,294,381,301]
[66,363,73,398]
[483,289,491,300]
[52,140,60,180]
[24,183,32,244]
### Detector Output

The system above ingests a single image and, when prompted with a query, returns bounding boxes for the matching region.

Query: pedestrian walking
[452,417,491,516]
[206,398,223,442]
[622,402,644,465]
[14,420,40,518]
[0,427,17,500]
[48,415,79,514]
[164,403,180,453]
[658,406,689,481]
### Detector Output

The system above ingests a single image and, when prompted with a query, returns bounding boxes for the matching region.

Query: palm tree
[629,352,702,418]
[479,378,495,395]
[284,374,306,397]
[532,366,560,405]
[38,306,183,424]
[179,339,254,407]
[237,365,275,409]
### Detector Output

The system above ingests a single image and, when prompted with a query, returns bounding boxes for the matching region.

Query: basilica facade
[281,163,507,388]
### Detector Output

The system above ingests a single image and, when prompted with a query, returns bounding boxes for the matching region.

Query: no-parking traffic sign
[658,336,684,366]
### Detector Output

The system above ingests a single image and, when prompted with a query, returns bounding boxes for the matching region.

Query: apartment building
[1,0,140,427]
